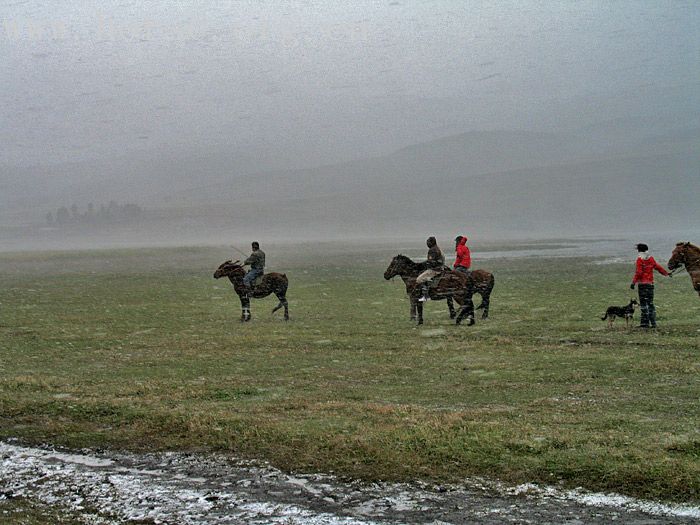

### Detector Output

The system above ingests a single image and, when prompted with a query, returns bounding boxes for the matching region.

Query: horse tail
[601,313,608,320]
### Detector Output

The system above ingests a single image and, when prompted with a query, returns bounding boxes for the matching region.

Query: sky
[2,0,699,169]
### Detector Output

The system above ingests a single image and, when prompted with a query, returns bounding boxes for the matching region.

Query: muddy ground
[1,441,698,524]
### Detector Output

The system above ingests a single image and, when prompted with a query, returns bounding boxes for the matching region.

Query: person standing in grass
[630,243,670,328]
[454,235,471,275]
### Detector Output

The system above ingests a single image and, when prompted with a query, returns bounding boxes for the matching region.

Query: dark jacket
[244,249,265,270]
[427,245,445,270]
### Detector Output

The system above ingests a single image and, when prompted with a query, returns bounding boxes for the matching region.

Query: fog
[1,1,699,250]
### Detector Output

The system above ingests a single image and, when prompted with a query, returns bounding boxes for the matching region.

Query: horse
[384,254,495,325]
[382,255,460,320]
[668,242,700,297]
[214,260,289,321]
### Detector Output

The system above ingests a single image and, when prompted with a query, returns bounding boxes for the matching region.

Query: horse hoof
[467,317,475,326]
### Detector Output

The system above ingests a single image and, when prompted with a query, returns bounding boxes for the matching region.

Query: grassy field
[0,243,698,503]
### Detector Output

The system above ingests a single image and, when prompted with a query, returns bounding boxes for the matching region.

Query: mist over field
[1,1,699,250]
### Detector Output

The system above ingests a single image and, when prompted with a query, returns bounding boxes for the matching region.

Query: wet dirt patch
[1,441,698,524]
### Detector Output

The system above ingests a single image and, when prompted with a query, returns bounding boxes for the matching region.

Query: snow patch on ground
[1,442,377,524]
[505,482,700,520]
[44,451,115,467]
[2,441,698,524]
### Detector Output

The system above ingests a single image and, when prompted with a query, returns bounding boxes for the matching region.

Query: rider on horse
[242,241,265,297]
[417,236,445,302]
[454,235,471,275]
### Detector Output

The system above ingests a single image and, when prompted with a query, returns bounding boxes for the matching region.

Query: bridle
[669,248,700,275]
[386,256,409,279]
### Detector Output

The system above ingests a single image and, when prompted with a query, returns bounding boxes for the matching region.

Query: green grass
[1,244,699,503]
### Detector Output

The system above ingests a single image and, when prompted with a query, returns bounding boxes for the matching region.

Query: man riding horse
[242,241,265,298]
[417,236,446,302]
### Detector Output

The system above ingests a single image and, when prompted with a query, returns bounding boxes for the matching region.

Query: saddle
[427,267,451,288]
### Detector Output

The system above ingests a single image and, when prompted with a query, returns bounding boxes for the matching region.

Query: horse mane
[677,241,700,253]
[217,260,245,276]
[392,254,430,275]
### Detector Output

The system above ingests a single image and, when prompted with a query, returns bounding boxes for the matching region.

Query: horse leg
[273,301,289,320]
[243,296,251,322]
[410,296,417,321]
[456,294,475,325]
[479,291,490,319]
[416,301,424,325]
[447,297,456,319]
[275,291,289,321]
[239,295,248,322]
[272,291,284,314]
[271,288,289,321]
[475,292,484,310]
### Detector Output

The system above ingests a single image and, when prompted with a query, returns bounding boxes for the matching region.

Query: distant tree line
[45,201,143,226]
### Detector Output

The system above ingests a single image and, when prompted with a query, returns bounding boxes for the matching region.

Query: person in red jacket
[631,243,670,328]
[454,235,471,275]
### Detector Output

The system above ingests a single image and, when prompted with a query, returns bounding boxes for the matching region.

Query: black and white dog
[601,299,638,328]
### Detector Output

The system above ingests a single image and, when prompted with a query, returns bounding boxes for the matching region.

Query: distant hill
[148,124,698,238]
[1,116,698,241]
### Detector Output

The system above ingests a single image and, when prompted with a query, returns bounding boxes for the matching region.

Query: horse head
[668,242,692,270]
[384,254,414,280]
[213,260,245,279]
[669,242,700,296]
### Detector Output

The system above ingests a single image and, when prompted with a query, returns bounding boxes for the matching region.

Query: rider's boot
[418,284,430,302]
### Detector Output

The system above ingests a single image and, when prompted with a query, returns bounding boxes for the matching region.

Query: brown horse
[383,255,460,320]
[668,242,700,297]
[214,260,289,321]
[384,254,495,325]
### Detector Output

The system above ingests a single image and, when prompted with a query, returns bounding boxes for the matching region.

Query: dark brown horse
[384,254,495,325]
[214,260,289,321]
[383,255,460,321]
[668,242,700,297]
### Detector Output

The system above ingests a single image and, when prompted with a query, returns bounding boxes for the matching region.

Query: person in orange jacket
[630,243,671,328]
